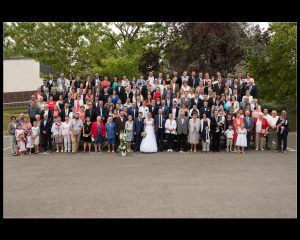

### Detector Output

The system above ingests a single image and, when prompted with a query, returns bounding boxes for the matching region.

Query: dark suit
[188,76,200,88]
[208,97,216,108]
[40,119,52,152]
[210,116,222,152]
[59,108,71,122]
[85,108,97,122]
[141,85,149,100]
[190,97,202,110]
[155,114,166,151]
[40,110,53,120]
[115,116,127,145]
[50,92,60,101]
[64,98,74,108]
[149,105,158,116]
[42,92,50,101]
[128,106,139,119]
[244,116,253,150]
[160,106,169,119]
[96,106,108,122]
[213,83,224,96]
[169,107,179,119]
[246,84,258,99]
[115,86,126,103]
[124,91,133,102]
[199,106,211,118]
[204,85,214,95]
[133,117,144,151]
[175,76,182,89]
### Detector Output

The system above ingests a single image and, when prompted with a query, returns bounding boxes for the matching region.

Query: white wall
[4,59,41,93]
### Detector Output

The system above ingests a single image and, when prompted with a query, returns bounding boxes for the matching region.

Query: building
[3,57,46,108]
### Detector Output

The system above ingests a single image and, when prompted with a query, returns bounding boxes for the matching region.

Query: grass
[3,108,28,133]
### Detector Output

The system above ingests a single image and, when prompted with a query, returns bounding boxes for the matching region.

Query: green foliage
[246,22,296,109]
[93,55,140,80]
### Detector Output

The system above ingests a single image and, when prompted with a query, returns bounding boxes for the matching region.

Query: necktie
[133,109,135,118]
[100,108,102,116]
[44,120,46,127]
[159,115,162,128]
[90,110,92,118]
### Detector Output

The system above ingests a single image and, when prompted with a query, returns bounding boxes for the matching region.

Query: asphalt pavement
[3,133,297,218]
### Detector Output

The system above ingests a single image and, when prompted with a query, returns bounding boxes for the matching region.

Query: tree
[163,22,249,75]
[246,22,296,107]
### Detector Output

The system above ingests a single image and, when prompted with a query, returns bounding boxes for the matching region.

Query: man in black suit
[41,79,48,92]
[60,103,71,122]
[64,93,74,109]
[92,72,100,88]
[164,93,173,108]
[199,100,211,118]
[124,86,133,103]
[50,88,60,101]
[190,92,202,110]
[169,101,179,120]
[149,100,158,116]
[160,100,169,119]
[115,110,127,146]
[93,96,100,109]
[231,78,241,95]
[85,101,97,122]
[73,74,81,89]
[155,108,166,152]
[115,81,126,104]
[128,101,139,120]
[40,105,52,120]
[133,112,144,152]
[207,91,217,108]
[96,100,108,123]
[188,71,200,88]
[173,71,182,89]
[245,79,258,99]
[210,111,222,152]
[40,113,53,152]
[213,77,224,96]
[42,87,51,101]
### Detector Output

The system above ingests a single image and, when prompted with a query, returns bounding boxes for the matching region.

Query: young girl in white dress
[32,121,40,154]
[236,123,247,153]
[140,112,158,153]
[26,130,34,154]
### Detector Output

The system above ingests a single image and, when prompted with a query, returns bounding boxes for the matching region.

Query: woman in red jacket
[91,116,106,152]
[253,112,269,151]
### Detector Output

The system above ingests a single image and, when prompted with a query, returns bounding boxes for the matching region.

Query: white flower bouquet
[117,130,127,153]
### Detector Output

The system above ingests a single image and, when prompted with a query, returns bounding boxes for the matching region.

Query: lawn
[3,108,28,133]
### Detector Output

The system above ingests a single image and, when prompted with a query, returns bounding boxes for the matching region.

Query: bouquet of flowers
[141,131,147,138]
[117,130,127,153]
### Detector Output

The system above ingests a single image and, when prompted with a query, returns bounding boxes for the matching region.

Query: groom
[133,112,144,152]
[155,108,166,152]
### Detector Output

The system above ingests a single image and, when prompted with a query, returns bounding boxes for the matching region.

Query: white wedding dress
[140,118,158,153]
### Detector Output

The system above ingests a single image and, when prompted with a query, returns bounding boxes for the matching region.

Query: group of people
[7,70,290,156]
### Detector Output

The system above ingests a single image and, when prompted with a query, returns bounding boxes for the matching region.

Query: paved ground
[3,133,297,218]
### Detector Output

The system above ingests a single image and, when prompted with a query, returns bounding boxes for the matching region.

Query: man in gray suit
[244,110,253,150]
[176,109,189,152]
[8,116,17,156]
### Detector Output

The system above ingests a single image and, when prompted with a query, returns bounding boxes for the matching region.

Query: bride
[140,112,158,153]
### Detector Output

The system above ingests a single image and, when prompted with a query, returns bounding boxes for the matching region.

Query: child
[15,123,24,152]
[32,121,40,154]
[18,134,27,156]
[224,125,234,152]
[26,130,34,154]
[236,123,247,153]
[125,115,134,152]
[203,126,211,153]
